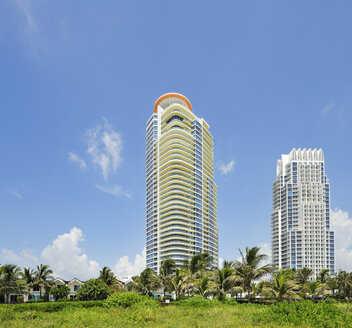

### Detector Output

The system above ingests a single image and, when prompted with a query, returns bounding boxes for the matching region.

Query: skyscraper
[271,148,335,279]
[145,93,218,273]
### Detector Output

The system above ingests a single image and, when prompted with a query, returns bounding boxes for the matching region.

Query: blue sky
[1,1,352,278]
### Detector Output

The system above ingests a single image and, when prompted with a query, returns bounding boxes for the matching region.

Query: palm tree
[159,258,176,299]
[327,277,338,296]
[20,267,35,301]
[0,264,23,303]
[194,275,214,298]
[265,269,300,301]
[132,268,157,295]
[295,267,313,287]
[213,266,240,301]
[318,269,331,284]
[234,246,271,302]
[251,281,266,300]
[34,264,54,299]
[336,270,351,299]
[170,268,184,301]
[99,266,117,287]
[182,253,214,296]
[184,253,212,276]
[304,281,327,300]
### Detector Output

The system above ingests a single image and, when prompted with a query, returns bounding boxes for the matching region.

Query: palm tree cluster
[2,247,352,303]
[0,264,54,303]
[131,247,352,302]
[263,268,352,301]
[132,247,271,302]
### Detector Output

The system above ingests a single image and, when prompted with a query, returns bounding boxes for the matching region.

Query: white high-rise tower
[145,93,218,273]
[271,148,335,279]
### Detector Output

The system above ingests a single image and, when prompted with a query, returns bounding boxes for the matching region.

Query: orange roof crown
[154,93,192,113]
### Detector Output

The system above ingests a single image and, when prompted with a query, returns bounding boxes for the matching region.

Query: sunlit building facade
[146,93,218,273]
[271,148,335,279]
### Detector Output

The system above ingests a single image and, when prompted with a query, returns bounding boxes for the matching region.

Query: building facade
[146,93,218,273]
[8,278,84,303]
[271,148,335,279]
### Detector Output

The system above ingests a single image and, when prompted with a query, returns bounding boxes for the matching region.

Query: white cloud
[113,248,146,278]
[331,208,352,271]
[8,188,23,200]
[322,101,335,116]
[95,184,131,199]
[68,152,86,169]
[0,228,100,280]
[0,228,146,281]
[218,160,236,175]
[41,227,100,280]
[85,118,123,180]
[258,242,272,267]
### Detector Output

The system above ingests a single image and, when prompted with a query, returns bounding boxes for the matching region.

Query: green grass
[0,300,351,328]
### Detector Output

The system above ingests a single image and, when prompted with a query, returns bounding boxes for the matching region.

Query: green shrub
[222,297,238,305]
[324,297,338,304]
[17,296,24,304]
[76,279,111,301]
[103,292,158,309]
[252,300,350,328]
[50,285,70,300]
[176,296,221,308]
[26,298,44,303]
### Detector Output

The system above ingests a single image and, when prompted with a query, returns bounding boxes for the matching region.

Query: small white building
[8,277,84,303]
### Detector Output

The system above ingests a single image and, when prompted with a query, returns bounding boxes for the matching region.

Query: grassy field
[1,299,352,328]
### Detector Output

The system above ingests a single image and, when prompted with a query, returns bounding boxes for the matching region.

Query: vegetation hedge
[0,301,104,312]
[176,296,222,308]
[252,300,352,328]
[103,292,158,309]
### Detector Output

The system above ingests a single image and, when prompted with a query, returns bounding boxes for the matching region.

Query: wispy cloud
[218,160,236,175]
[95,184,131,199]
[14,0,45,58]
[8,187,23,200]
[322,101,335,116]
[68,152,86,169]
[85,118,123,181]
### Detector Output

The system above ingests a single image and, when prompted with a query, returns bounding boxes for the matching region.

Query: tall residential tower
[146,93,218,273]
[271,148,335,279]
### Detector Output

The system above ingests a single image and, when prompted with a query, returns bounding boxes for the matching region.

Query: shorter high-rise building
[271,148,335,279]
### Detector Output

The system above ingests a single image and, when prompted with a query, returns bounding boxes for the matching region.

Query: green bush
[50,285,70,300]
[17,296,24,304]
[222,297,238,305]
[26,299,44,303]
[324,297,338,304]
[76,279,111,301]
[103,292,158,309]
[252,300,351,328]
[176,296,221,308]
